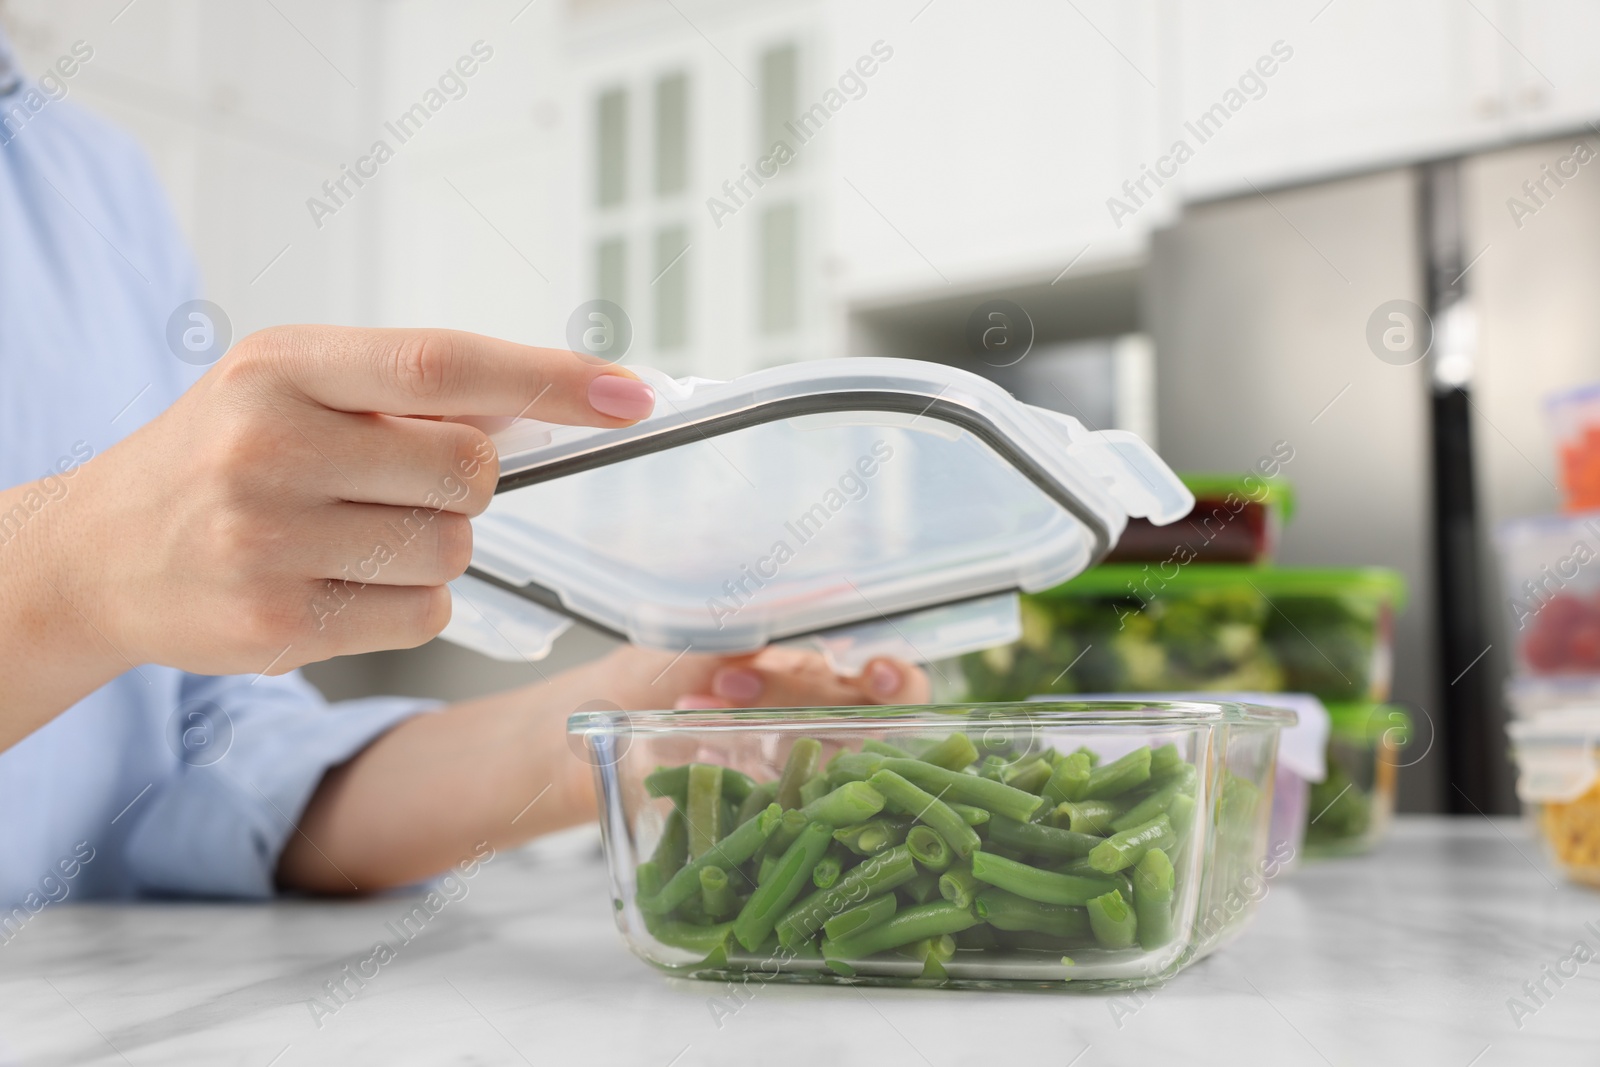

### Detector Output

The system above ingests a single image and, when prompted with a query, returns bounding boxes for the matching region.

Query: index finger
[262,325,656,426]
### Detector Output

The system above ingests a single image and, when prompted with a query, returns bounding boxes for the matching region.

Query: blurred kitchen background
[11,0,1600,816]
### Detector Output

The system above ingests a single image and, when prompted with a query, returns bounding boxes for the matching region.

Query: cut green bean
[878,759,1043,823]
[700,865,737,918]
[821,901,977,970]
[733,820,832,951]
[1132,848,1175,950]
[642,804,780,915]
[896,934,956,980]
[686,764,723,861]
[826,752,885,786]
[918,733,979,771]
[978,755,1010,781]
[1167,792,1196,836]
[905,825,953,872]
[645,917,735,954]
[775,845,918,949]
[823,893,898,941]
[833,817,910,856]
[1088,814,1175,873]
[948,802,990,827]
[1111,763,1197,833]
[1056,799,1128,836]
[651,808,688,879]
[798,774,832,808]
[1086,889,1137,949]
[901,870,941,904]
[645,764,754,805]
[987,814,1101,860]
[1001,757,1053,794]
[1042,752,1092,806]
[764,809,811,859]
[735,780,778,826]
[812,850,844,890]
[970,850,1124,906]
[636,859,663,901]
[938,860,981,909]
[869,769,982,859]
[862,738,915,759]
[799,781,888,828]
[776,738,823,810]
[1083,746,1152,800]
[1148,743,1182,778]
[757,854,778,885]
[975,887,1091,940]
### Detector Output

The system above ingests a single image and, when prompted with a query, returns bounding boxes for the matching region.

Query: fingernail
[711,668,763,702]
[588,375,656,421]
[868,661,901,696]
[674,695,728,710]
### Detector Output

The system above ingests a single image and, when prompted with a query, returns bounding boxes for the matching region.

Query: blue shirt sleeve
[122,672,438,899]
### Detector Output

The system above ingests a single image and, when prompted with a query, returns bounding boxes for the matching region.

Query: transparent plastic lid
[443,358,1191,667]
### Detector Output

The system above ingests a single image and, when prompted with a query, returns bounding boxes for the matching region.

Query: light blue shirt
[0,35,432,904]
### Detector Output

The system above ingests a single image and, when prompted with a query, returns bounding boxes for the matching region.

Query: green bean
[938,860,981,909]
[776,738,823,810]
[1083,746,1152,800]
[1148,743,1182,778]
[1070,745,1101,768]
[833,817,910,856]
[799,781,887,828]
[733,820,832,951]
[720,798,738,839]
[757,854,779,885]
[970,850,1123,906]
[645,764,754,805]
[1041,752,1092,806]
[1111,763,1197,833]
[956,924,1000,950]
[1167,792,1196,837]
[645,917,735,954]
[1132,848,1175,949]
[901,870,941,904]
[798,774,832,808]
[862,738,915,759]
[1088,815,1174,873]
[1086,890,1137,949]
[642,804,780,915]
[897,934,956,980]
[905,825,953,872]
[764,809,811,858]
[986,814,1101,860]
[993,929,1084,954]
[1056,798,1128,836]
[918,733,979,771]
[869,769,982,859]
[636,859,663,901]
[735,780,778,826]
[948,802,990,827]
[974,887,1091,940]
[775,845,918,949]
[686,764,723,861]
[1001,756,1054,794]
[821,901,977,971]
[700,865,738,918]
[651,808,688,879]
[977,755,1010,781]
[878,759,1043,823]
[827,752,885,787]
[823,893,898,941]
[812,850,844,890]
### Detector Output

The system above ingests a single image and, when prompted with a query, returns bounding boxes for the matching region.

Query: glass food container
[1105,473,1295,566]
[570,699,1294,991]
[1509,712,1600,887]
[1493,512,1600,678]
[1545,382,1600,512]
[1303,702,1410,857]
[948,565,1405,704]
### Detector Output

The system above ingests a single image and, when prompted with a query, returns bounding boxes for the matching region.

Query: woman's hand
[6,326,655,742]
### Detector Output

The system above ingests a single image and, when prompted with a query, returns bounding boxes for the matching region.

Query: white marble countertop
[0,816,1596,1066]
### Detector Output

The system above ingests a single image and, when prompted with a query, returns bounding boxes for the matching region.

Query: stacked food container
[940,473,1411,860]
[1498,383,1600,886]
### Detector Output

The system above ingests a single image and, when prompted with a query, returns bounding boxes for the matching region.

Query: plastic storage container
[571,699,1294,991]
[445,359,1191,669]
[1493,512,1600,677]
[950,565,1405,704]
[1509,712,1600,886]
[1303,702,1410,856]
[1105,473,1295,565]
[1546,382,1600,512]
